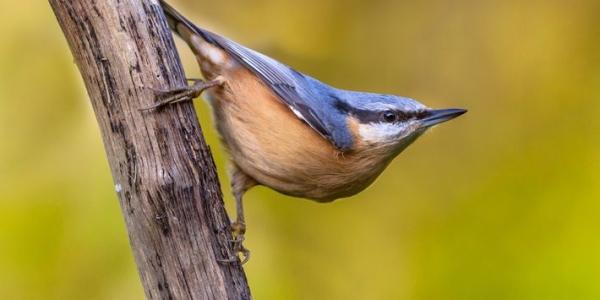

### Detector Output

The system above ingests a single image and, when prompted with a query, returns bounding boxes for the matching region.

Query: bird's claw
[140,77,224,111]
[231,221,250,264]
[231,220,246,236]
[217,248,250,265]
[217,221,250,265]
[217,255,239,264]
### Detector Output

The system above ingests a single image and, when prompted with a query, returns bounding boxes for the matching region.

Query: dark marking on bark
[146,190,171,236]
[91,2,103,20]
[154,254,174,300]
[124,190,133,214]
[154,46,172,86]
[123,139,137,188]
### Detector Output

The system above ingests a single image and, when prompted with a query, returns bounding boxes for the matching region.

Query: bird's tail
[159,0,213,50]
[160,0,229,59]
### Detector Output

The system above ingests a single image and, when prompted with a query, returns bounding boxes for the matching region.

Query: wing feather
[196,28,334,144]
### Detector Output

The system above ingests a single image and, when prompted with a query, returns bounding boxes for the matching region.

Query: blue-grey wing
[194,28,353,150]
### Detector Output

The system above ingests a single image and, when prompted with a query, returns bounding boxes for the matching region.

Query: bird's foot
[217,221,250,265]
[140,77,225,111]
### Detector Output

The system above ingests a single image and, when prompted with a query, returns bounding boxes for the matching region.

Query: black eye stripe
[395,110,431,121]
[334,99,431,124]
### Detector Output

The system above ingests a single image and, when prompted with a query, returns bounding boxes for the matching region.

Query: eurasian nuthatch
[152,0,466,263]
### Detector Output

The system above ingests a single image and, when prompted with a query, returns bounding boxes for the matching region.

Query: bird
[151,0,466,263]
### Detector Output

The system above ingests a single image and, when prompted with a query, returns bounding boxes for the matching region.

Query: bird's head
[334,91,466,152]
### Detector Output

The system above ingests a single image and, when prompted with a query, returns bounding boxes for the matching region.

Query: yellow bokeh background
[1,0,599,299]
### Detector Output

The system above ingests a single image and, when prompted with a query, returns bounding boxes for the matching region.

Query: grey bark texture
[49,0,252,299]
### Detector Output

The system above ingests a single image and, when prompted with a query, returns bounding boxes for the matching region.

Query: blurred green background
[1,0,599,299]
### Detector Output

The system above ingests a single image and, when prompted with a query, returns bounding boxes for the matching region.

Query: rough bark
[49,0,251,299]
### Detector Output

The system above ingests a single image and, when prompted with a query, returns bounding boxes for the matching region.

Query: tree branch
[49,0,251,299]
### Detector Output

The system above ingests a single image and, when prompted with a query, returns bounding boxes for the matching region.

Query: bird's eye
[381,111,398,123]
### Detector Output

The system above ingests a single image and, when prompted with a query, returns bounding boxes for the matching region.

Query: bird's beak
[420,108,467,128]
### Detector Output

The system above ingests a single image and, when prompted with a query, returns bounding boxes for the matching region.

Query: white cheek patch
[358,123,405,144]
